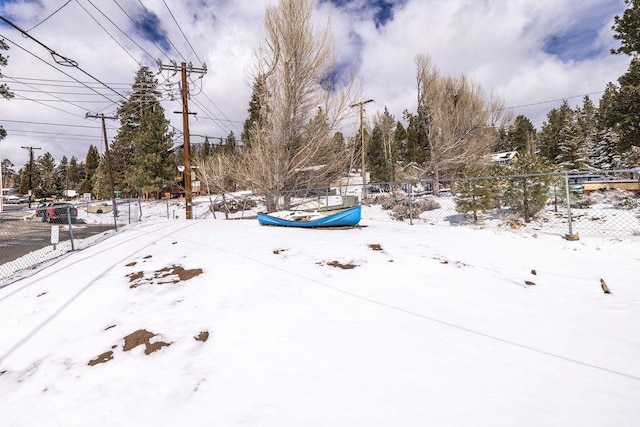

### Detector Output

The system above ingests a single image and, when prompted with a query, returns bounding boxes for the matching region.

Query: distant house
[490,151,518,164]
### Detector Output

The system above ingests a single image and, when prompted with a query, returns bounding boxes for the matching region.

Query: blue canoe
[258,205,361,228]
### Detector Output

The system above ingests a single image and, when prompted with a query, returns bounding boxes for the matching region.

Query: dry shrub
[379,195,440,221]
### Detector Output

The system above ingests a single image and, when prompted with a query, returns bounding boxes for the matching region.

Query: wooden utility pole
[21,145,41,208]
[158,61,207,219]
[86,113,117,200]
[350,99,374,199]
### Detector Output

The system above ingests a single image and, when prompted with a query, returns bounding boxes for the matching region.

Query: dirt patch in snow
[88,351,114,366]
[317,260,358,269]
[194,331,209,342]
[369,243,383,251]
[127,265,203,288]
[124,329,171,355]
[88,327,208,367]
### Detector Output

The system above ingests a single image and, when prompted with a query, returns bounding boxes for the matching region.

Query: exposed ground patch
[124,329,171,355]
[127,265,203,288]
[88,328,209,367]
[194,331,209,342]
[369,243,383,251]
[316,260,358,269]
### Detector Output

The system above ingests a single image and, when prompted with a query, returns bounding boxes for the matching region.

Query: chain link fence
[2,169,638,286]
[276,169,640,238]
[0,198,144,286]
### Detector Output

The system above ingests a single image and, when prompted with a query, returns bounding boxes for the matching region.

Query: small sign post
[51,225,59,250]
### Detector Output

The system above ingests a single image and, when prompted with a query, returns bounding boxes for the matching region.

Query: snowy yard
[0,212,639,426]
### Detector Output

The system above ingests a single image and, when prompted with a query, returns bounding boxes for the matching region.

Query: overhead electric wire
[111,0,172,63]
[189,97,233,135]
[26,0,72,32]
[0,33,125,104]
[5,75,110,113]
[10,94,87,119]
[1,76,132,87]
[74,0,142,67]
[3,119,103,129]
[136,0,187,62]
[0,15,127,100]
[161,0,202,64]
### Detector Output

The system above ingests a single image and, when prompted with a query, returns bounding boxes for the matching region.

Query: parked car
[35,202,51,218]
[40,202,78,223]
[4,195,27,204]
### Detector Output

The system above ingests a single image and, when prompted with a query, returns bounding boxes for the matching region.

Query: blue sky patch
[319,0,406,28]
[134,7,171,52]
[543,2,624,62]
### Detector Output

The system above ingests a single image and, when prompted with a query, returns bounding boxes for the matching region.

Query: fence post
[128,199,131,224]
[166,199,169,219]
[408,181,414,225]
[564,172,574,235]
[66,205,75,251]
[138,198,142,221]
[111,199,118,232]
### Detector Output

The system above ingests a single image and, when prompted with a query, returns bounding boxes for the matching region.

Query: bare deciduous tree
[415,54,508,195]
[241,0,358,210]
[194,152,238,219]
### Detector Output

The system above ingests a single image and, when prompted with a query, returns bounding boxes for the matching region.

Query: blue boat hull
[258,205,361,228]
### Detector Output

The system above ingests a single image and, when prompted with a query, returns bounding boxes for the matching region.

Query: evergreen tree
[68,156,82,190]
[402,110,428,164]
[18,165,32,195]
[394,121,408,163]
[224,131,237,153]
[455,166,498,222]
[80,145,100,195]
[504,115,537,154]
[538,101,574,165]
[241,75,267,149]
[201,137,212,158]
[610,57,640,152]
[126,97,174,198]
[592,129,621,170]
[1,158,16,189]
[556,117,590,170]
[611,0,640,56]
[366,125,389,182]
[501,153,551,222]
[37,152,60,198]
[0,38,14,142]
[58,155,69,191]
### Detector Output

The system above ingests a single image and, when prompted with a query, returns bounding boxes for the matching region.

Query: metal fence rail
[2,169,638,286]
[0,198,144,286]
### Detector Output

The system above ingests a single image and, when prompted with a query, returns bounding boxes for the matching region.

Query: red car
[38,202,78,223]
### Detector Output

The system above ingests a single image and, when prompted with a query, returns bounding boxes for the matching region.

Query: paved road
[0,218,115,264]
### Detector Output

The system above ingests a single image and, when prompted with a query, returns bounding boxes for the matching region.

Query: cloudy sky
[0,0,631,170]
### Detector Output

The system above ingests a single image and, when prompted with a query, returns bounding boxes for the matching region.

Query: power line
[112,0,172,63]
[137,0,187,62]
[74,0,142,67]
[162,0,202,64]
[1,75,132,87]
[5,128,103,140]
[2,119,104,129]
[26,0,72,32]
[1,33,124,103]
[0,15,127,100]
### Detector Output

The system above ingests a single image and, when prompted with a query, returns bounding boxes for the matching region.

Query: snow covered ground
[0,207,639,426]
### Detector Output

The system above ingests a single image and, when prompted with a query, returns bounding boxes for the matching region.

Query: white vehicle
[4,195,26,204]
